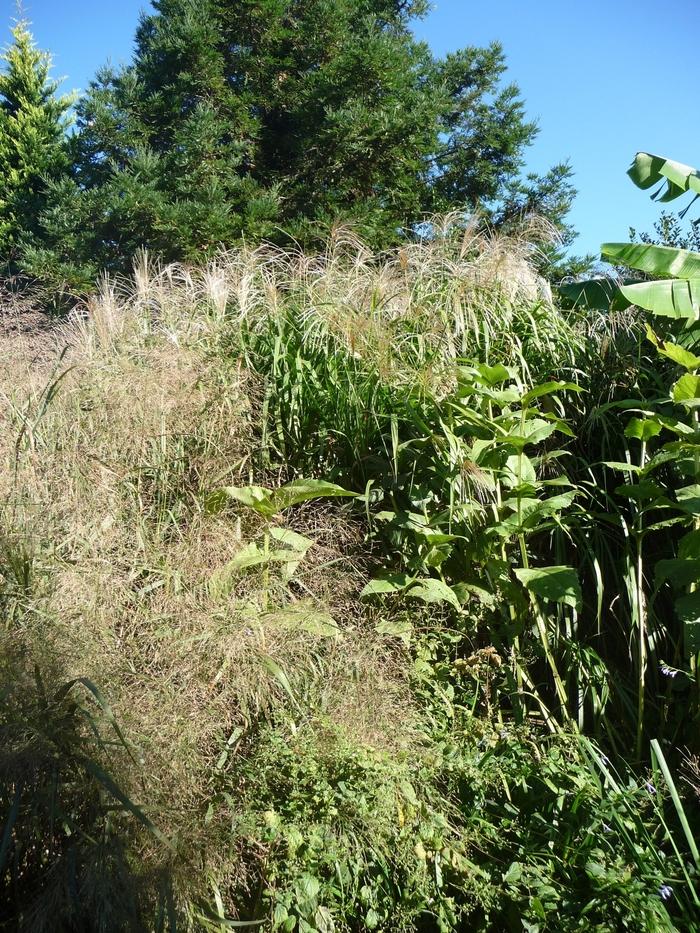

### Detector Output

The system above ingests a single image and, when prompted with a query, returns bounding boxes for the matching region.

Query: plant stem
[635,438,647,762]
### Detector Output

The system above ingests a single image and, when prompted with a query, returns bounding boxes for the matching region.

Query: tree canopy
[3,4,583,289]
[0,21,73,262]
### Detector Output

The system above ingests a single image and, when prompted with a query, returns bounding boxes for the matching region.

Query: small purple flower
[645,781,657,795]
[602,823,612,834]
[661,664,679,679]
[659,884,673,901]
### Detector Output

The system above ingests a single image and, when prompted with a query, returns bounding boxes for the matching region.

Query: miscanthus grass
[1,225,696,931]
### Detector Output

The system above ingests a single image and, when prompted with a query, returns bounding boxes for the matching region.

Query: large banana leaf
[620,278,700,320]
[556,152,700,319]
[628,152,700,207]
[557,277,630,312]
[602,242,700,280]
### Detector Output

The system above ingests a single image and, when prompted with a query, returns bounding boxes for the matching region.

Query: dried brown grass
[0,263,415,914]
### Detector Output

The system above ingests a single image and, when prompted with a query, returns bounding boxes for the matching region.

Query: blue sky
[10,0,700,257]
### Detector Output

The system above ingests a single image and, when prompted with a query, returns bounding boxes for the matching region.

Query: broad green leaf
[268,527,314,580]
[673,373,700,405]
[628,152,700,203]
[299,874,321,900]
[488,387,521,406]
[407,578,461,609]
[503,862,523,884]
[679,529,700,560]
[497,493,576,535]
[603,242,700,280]
[269,479,358,513]
[677,591,700,655]
[501,496,545,518]
[209,541,312,596]
[557,278,630,312]
[360,573,414,599]
[474,362,512,386]
[620,278,700,320]
[514,565,582,610]
[645,446,695,475]
[521,381,582,406]
[675,591,700,625]
[421,531,462,546]
[676,485,700,515]
[540,415,575,438]
[656,558,700,588]
[382,511,461,543]
[208,544,267,598]
[601,461,642,473]
[614,480,665,502]
[268,527,314,552]
[535,491,577,513]
[646,325,700,369]
[207,485,276,518]
[209,480,357,518]
[517,418,558,445]
[624,417,662,442]
[314,906,334,933]
[229,544,307,570]
[503,454,537,487]
[451,582,496,608]
[654,414,695,436]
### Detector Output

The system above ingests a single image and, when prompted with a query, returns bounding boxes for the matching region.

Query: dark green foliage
[0,22,73,264]
[428,42,535,210]
[494,162,595,279]
[22,0,581,286]
[23,3,278,291]
[220,0,441,245]
[0,659,153,932]
[232,716,690,931]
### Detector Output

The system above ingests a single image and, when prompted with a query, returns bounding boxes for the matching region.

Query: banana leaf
[557,277,630,312]
[620,278,700,320]
[628,152,700,209]
[602,242,700,280]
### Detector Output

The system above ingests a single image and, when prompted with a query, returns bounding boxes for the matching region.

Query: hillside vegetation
[2,226,700,931]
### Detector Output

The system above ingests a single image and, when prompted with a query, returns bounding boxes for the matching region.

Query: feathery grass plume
[2,225,697,931]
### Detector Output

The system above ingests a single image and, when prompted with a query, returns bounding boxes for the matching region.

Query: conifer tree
[26,0,279,287]
[28,0,584,285]
[0,21,73,261]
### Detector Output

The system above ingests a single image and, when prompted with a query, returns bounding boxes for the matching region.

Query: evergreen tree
[214,0,442,244]
[26,1,278,288]
[0,21,73,262]
[493,162,594,280]
[28,0,583,285]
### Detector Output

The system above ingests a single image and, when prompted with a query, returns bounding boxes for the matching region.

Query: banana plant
[559,153,700,321]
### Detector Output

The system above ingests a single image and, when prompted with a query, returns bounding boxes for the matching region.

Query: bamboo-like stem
[635,438,647,762]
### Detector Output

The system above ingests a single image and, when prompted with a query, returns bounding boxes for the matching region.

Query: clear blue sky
[9,0,700,257]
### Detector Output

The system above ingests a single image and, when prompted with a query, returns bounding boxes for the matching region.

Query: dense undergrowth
[2,227,700,930]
